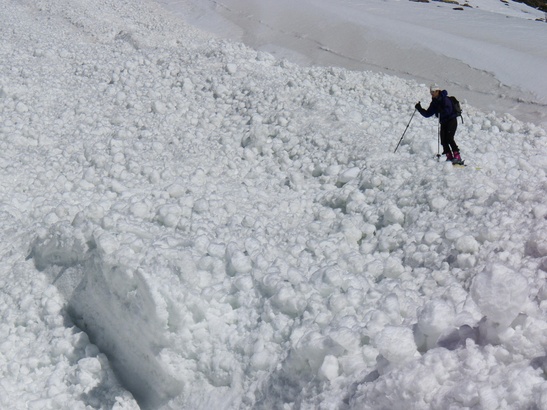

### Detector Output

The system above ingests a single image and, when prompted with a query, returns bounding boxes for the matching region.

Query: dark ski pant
[440,118,459,154]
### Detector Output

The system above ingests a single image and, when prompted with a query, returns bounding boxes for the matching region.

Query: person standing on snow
[415,84,463,164]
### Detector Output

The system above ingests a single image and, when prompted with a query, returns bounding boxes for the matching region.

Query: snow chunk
[532,204,547,219]
[225,63,238,74]
[182,78,193,92]
[375,325,418,364]
[291,331,345,373]
[526,234,547,257]
[455,235,480,254]
[152,100,167,114]
[272,284,306,316]
[16,101,29,113]
[383,204,404,226]
[76,357,103,392]
[445,228,464,241]
[417,299,455,337]
[130,202,149,218]
[166,183,186,198]
[156,204,181,227]
[338,167,360,185]
[226,248,252,275]
[383,257,405,278]
[429,196,448,211]
[319,355,339,381]
[470,264,529,327]
[190,168,207,186]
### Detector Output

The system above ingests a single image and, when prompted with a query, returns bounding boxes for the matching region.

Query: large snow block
[29,224,183,409]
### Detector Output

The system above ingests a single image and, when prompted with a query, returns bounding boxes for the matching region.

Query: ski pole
[394,108,416,153]
[436,121,441,161]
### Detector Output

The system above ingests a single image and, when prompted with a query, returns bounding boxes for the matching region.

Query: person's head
[430,84,441,98]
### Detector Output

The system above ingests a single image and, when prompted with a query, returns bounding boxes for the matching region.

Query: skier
[415,84,463,164]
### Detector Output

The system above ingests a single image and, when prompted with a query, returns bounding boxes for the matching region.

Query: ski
[452,162,481,170]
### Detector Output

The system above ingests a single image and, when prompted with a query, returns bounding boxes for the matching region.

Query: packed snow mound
[2,0,547,409]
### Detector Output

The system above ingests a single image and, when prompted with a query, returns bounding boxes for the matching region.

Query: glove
[415,102,422,110]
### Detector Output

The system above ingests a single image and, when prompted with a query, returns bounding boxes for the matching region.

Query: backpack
[449,96,463,122]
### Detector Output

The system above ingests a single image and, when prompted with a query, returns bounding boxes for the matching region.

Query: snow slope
[1,0,547,409]
[160,0,547,126]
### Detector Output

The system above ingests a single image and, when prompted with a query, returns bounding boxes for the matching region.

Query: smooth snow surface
[161,0,547,126]
[1,0,547,409]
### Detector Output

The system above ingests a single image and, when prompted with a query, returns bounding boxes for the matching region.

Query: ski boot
[452,151,464,166]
